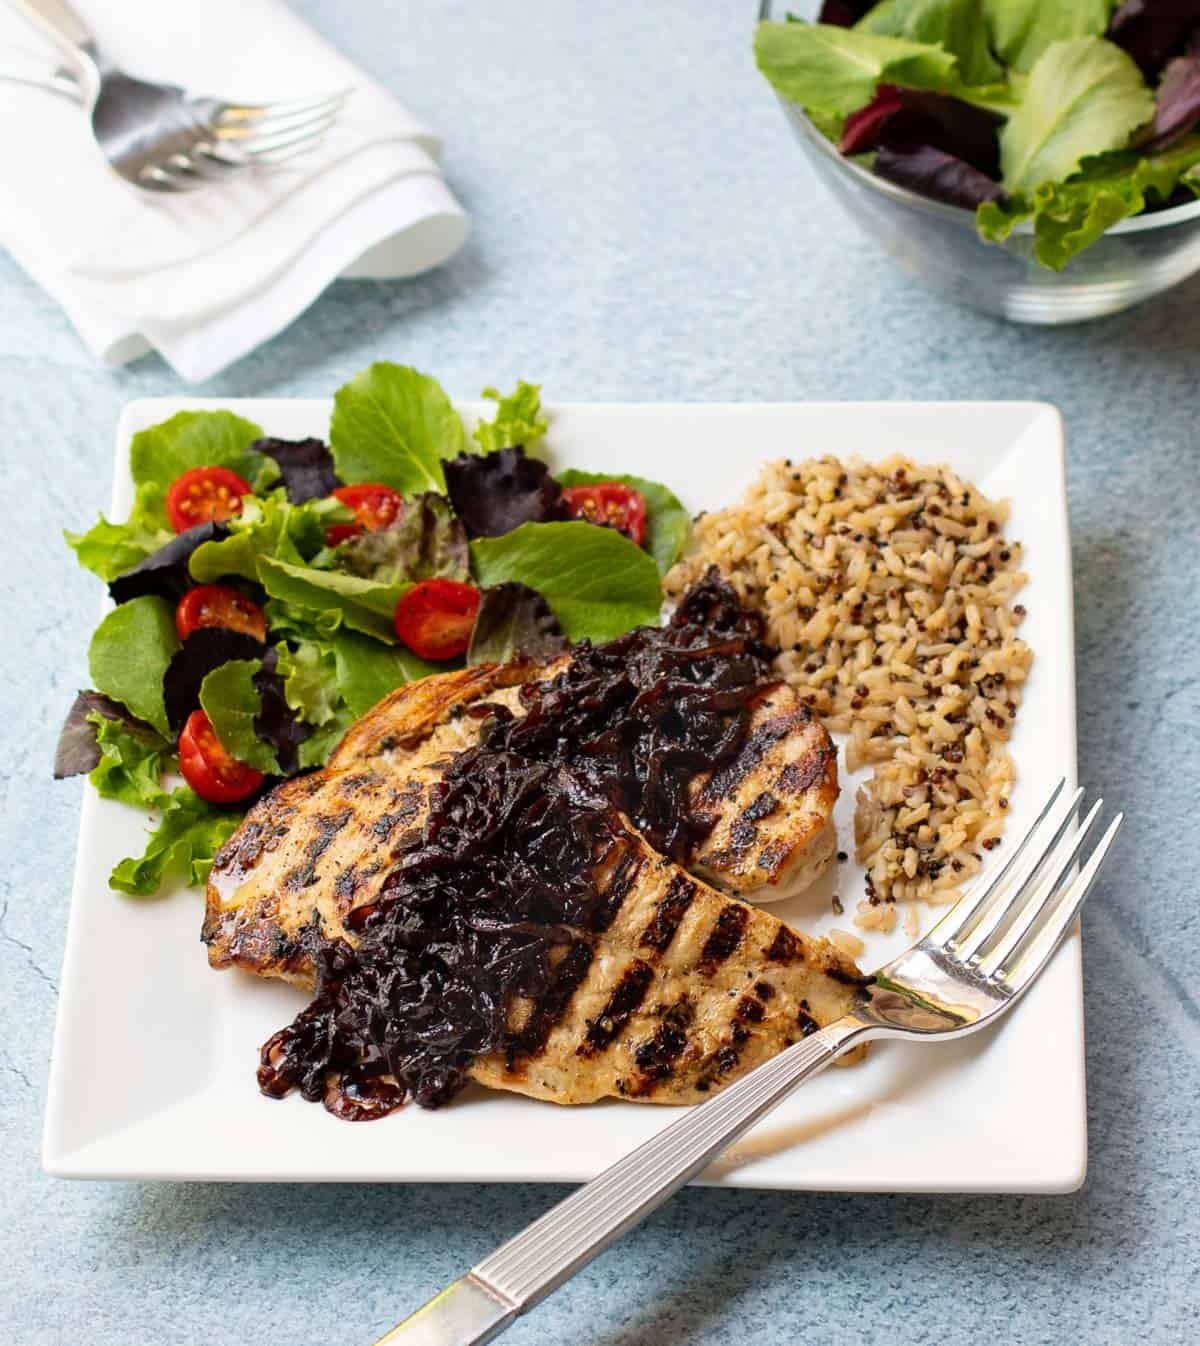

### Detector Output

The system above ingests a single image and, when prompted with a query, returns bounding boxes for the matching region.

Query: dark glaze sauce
[256,571,777,1118]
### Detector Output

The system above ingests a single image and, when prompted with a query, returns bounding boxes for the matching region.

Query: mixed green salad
[54,363,689,897]
[756,1,1200,269]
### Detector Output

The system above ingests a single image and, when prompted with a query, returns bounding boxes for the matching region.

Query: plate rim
[43,396,1082,1192]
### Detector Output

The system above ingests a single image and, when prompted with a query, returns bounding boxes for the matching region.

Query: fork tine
[949,784,1084,961]
[137,163,198,192]
[214,100,345,144]
[973,797,1105,973]
[216,91,349,130]
[190,143,242,173]
[222,117,338,160]
[175,149,244,182]
[163,153,213,183]
[213,101,338,147]
[999,813,1123,991]
[925,779,1067,949]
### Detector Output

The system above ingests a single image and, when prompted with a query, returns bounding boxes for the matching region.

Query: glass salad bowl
[760,0,1200,324]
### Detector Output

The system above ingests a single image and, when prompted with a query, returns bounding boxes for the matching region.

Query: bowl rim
[758,5,1200,237]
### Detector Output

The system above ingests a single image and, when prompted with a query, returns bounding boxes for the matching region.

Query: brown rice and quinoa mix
[664,454,1032,932]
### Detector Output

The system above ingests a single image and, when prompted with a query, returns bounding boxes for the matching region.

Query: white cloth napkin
[0,0,469,381]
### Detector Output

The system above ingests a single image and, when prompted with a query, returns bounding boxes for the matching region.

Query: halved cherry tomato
[178,709,264,805]
[393,579,481,661]
[165,466,253,533]
[175,585,267,643]
[561,482,647,546]
[327,482,404,546]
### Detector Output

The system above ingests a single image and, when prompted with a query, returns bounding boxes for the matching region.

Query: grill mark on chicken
[700,713,800,802]
[778,743,835,795]
[765,925,803,965]
[260,910,325,980]
[639,873,697,954]
[692,993,770,1092]
[697,904,748,974]
[370,785,425,841]
[797,1000,820,1037]
[725,790,781,858]
[589,849,645,933]
[742,791,780,823]
[625,996,696,1097]
[212,806,297,877]
[755,839,791,876]
[333,861,381,906]
[333,866,360,901]
[578,960,655,1058]
[507,942,596,1068]
[282,809,353,891]
[826,964,872,987]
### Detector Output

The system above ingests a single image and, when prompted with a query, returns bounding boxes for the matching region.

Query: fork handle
[9,0,97,73]
[374,1017,867,1346]
[0,51,80,100]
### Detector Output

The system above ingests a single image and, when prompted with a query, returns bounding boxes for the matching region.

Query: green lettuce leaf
[276,640,340,726]
[754,19,996,125]
[87,595,180,737]
[999,37,1154,193]
[296,718,353,769]
[257,555,409,643]
[333,631,440,715]
[979,134,1200,268]
[65,483,172,582]
[472,381,549,455]
[198,659,281,774]
[330,363,466,493]
[982,0,1112,75]
[188,492,345,583]
[470,521,662,643]
[858,0,1004,87]
[88,714,172,808]
[271,625,437,768]
[108,786,241,896]
[333,493,469,585]
[276,626,434,720]
[271,636,353,767]
[129,410,270,496]
[555,469,691,577]
[262,597,344,643]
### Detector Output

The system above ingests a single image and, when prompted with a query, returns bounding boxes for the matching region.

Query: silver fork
[378,780,1122,1346]
[8,0,348,190]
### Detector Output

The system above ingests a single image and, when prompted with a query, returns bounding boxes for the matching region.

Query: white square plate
[44,398,1080,1191]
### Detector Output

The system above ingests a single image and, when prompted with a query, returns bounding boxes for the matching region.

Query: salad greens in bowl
[756,0,1200,321]
[54,363,689,898]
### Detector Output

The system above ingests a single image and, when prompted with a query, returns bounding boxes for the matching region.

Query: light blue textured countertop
[3,3,1197,1343]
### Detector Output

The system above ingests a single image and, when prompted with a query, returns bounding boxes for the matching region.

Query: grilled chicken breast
[204,662,857,1105]
[471,826,862,1104]
[214,655,837,931]
[335,664,840,897]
